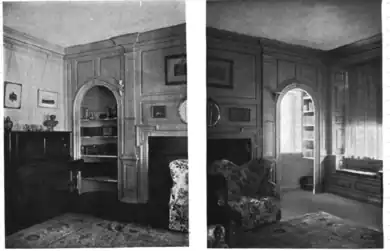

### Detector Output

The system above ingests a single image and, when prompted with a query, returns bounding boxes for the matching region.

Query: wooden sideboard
[4,131,72,235]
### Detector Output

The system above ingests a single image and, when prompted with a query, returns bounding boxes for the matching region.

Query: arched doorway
[275,81,321,194]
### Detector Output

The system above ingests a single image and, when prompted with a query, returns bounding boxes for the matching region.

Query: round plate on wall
[178,97,187,124]
[207,98,221,127]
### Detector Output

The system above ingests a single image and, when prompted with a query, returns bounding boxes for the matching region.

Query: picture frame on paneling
[38,89,58,108]
[165,54,187,85]
[4,81,22,109]
[207,58,233,89]
[151,105,167,119]
[229,107,251,122]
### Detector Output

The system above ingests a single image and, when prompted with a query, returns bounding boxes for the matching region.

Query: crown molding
[206,26,260,47]
[327,33,382,67]
[3,26,65,56]
[206,26,327,64]
[65,23,186,56]
[328,33,382,58]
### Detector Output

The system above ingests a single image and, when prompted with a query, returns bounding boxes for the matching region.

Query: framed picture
[229,107,251,122]
[207,58,233,88]
[4,81,22,109]
[38,89,58,108]
[151,105,167,118]
[165,54,187,85]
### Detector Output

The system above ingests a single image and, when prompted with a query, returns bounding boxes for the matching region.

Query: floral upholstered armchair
[208,158,281,231]
[168,159,189,232]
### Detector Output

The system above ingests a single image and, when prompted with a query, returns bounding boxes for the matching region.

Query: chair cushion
[169,159,189,232]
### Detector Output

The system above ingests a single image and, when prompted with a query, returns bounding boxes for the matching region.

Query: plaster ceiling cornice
[3,25,65,56]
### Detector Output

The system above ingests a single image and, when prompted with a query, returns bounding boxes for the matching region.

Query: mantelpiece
[124,125,187,203]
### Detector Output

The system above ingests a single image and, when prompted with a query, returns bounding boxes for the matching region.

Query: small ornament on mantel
[43,114,58,131]
[4,116,13,132]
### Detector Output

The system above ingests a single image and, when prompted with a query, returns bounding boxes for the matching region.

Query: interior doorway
[276,86,318,194]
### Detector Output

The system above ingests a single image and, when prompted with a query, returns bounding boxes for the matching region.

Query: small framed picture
[207,58,234,89]
[38,89,58,108]
[165,54,187,85]
[229,107,251,122]
[151,105,167,118]
[4,82,22,109]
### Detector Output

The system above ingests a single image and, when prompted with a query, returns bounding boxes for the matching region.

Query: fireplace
[148,136,188,204]
[147,136,187,228]
[207,138,252,166]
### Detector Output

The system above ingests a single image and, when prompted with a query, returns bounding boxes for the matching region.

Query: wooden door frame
[275,79,322,194]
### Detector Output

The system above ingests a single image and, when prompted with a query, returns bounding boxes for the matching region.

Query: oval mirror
[207,98,221,127]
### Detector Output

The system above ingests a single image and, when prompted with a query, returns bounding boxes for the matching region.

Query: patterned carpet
[240,211,383,248]
[6,213,189,248]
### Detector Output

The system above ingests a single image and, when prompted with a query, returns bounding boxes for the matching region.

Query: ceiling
[207,0,382,50]
[3,0,185,48]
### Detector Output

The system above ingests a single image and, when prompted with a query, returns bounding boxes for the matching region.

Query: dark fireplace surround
[148,136,188,206]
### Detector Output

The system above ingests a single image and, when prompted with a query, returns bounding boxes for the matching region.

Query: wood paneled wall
[207,28,330,192]
[65,24,186,203]
[262,55,328,157]
[326,35,382,203]
[207,30,262,160]
[345,59,382,159]
[329,35,382,171]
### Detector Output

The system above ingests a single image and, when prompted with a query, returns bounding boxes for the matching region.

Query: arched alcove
[72,77,124,194]
[275,79,322,194]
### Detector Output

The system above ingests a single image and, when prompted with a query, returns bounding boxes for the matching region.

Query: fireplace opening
[148,136,188,204]
[207,138,252,166]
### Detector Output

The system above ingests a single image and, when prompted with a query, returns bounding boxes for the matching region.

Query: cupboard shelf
[84,176,118,183]
[81,118,117,122]
[302,92,315,162]
[81,154,117,158]
[81,136,118,139]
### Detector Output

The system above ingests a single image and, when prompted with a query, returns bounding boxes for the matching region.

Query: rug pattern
[240,211,383,248]
[6,213,189,248]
